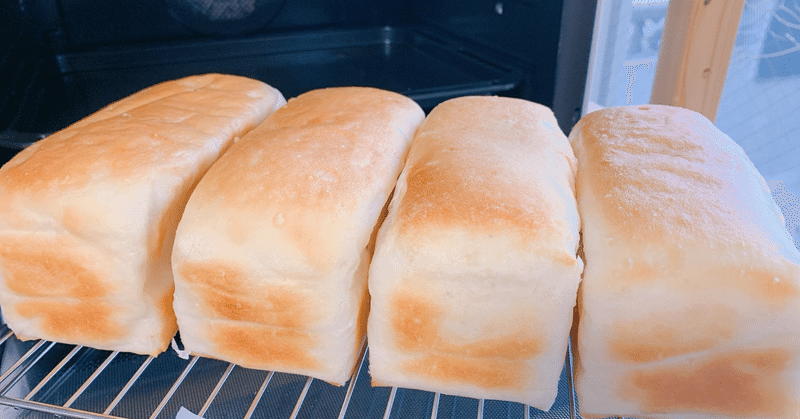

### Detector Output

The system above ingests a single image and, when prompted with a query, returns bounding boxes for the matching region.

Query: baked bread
[570,105,800,418]
[171,87,424,385]
[366,96,583,409]
[0,74,286,356]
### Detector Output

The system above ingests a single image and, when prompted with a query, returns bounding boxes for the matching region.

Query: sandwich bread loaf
[367,96,583,409]
[171,87,425,385]
[0,74,286,355]
[571,104,800,419]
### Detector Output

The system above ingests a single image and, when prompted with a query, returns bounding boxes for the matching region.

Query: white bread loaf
[570,105,800,418]
[171,87,424,385]
[0,74,286,356]
[366,96,583,409]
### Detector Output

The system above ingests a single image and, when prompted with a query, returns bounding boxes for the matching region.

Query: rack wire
[0,325,580,419]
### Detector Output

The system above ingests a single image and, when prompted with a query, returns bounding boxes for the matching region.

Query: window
[757,0,800,79]
[583,0,668,111]
[716,0,800,245]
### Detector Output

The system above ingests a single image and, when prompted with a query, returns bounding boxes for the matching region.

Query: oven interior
[0,0,594,163]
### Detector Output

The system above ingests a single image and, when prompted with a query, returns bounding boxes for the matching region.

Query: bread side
[367,96,582,409]
[571,105,800,418]
[171,87,424,385]
[0,74,286,355]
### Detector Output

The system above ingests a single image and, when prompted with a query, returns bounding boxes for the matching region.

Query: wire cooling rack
[0,326,579,419]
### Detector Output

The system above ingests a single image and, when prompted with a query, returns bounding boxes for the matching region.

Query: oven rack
[0,326,580,419]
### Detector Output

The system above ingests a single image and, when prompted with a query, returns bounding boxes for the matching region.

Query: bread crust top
[390,95,580,263]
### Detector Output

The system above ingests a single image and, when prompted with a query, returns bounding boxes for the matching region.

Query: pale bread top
[0,73,284,263]
[385,95,581,270]
[1,74,282,198]
[175,86,425,274]
[571,104,800,305]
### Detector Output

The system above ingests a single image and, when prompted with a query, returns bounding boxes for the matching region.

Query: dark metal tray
[0,25,525,160]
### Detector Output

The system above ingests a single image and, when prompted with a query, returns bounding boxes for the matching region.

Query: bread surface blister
[0,74,286,356]
[171,87,425,385]
[571,104,800,419]
[367,96,583,409]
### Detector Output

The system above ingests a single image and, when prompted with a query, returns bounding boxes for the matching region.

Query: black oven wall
[412,0,564,108]
[0,0,65,162]
[1,0,594,164]
[22,0,417,52]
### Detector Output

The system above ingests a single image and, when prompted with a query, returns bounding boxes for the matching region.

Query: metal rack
[0,325,579,419]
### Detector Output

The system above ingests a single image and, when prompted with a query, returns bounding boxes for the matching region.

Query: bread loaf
[171,87,424,385]
[366,96,583,409]
[571,105,800,418]
[0,74,286,355]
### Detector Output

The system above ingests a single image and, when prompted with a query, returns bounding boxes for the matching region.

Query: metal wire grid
[0,326,580,419]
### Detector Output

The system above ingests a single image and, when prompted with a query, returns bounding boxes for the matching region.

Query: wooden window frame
[650,0,747,122]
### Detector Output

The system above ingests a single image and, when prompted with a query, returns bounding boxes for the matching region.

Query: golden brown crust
[177,261,313,328]
[16,300,126,342]
[187,87,424,270]
[395,96,577,250]
[157,286,179,349]
[208,321,320,372]
[620,349,793,417]
[608,303,737,363]
[401,355,527,390]
[0,236,110,299]
[1,74,278,197]
[193,88,420,212]
[389,289,544,360]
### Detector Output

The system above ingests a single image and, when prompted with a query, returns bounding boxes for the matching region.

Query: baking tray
[1,25,525,165]
[0,326,579,419]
